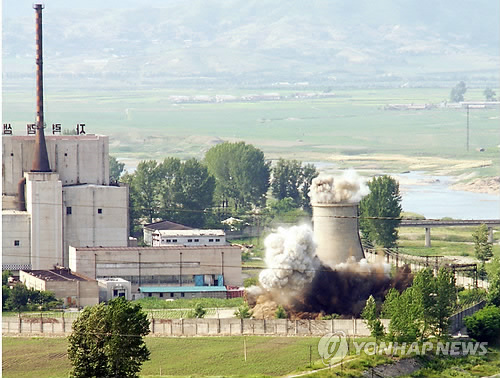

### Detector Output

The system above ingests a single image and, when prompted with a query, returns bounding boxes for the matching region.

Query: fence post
[308,319,311,334]
[295,320,298,335]
[40,313,43,334]
[181,318,184,335]
[240,318,244,335]
[62,312,66,333]
[263,319,266,334]
[18,315,22,334]
[151,317,155,334]
[331,318,334,332]
[217,318,221,334]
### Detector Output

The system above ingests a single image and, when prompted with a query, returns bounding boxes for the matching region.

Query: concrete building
[2,6,128,271]
[69,245,242,300]
[19,268,98,307]
[2,135,129,271]
[140,286,227,299]
[152,229,226,247]
[97,278,132,302]
[143,220,193,246]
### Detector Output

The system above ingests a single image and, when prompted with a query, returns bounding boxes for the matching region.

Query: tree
[193,303,207,318]
[432,268,457,337]
[464,305,500,343]
[205,142,270,210]
[473,224,493,263]
[275,305,287,319]
[109,155,125,182]
[484,88,497,101]
[234,303,253,319]
[361,295,385,342]
[131,160,162,224]
[271,159,318,213]
[359,175,402,248]
[486,257,500,307]
[68,297,150,378]
[5,283,30,314]
[450,81,467,102]
[383,287,422,342]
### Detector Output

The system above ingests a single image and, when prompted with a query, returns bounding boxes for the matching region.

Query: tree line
[112,142,320,234]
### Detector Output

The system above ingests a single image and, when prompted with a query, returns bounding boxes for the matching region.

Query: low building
[152,229,226,247]
[20,268,98,308]
[143,220,193,246]
[139,285,227,299]
[97,277,132,302]
[69,245,242,300]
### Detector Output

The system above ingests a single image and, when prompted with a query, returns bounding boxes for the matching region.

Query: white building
[152,229,226,247]
[2,134,129,271]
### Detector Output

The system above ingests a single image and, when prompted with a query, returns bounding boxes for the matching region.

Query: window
[159,293,163,298]
[209,239,214,242]
[187,239,193,242]
[172,239,177,243]
[215,238,220,242]
[194,239,199,242]
[14,240,20,246]
[113,289,118,296]
[66,207,72,215]
[148,293,152,297]
[166,239,171,243]
[170,293,174,298]
[97,208,103,214]
[181,293,185,298]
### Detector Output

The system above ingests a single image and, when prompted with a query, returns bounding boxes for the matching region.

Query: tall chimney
[31,3,51,173]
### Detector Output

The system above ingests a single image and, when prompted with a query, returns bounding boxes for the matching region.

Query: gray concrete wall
[2,316,389,337]
[2,135,109,196]
[2,211,31,270]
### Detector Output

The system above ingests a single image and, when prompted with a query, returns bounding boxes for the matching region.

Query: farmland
[3,87,499,176]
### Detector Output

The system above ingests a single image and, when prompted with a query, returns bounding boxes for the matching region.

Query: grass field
[2,336,327,378]
[3,88,499,174]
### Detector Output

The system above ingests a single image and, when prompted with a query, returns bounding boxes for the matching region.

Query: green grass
[4,88,499,170]
[135,297,244,310]
[398,227,500,258]
[2,336,327,378]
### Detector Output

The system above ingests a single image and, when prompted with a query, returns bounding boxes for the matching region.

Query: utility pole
[466,105,470,152]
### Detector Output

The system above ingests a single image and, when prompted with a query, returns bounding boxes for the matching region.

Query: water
[397,171,499,220]
[307,163,499,220]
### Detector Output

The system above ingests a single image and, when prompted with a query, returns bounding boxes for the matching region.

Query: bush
[464,306,500,343]
[275,305,287,319]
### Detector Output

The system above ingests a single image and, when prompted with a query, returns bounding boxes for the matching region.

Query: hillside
[3,0,499,89]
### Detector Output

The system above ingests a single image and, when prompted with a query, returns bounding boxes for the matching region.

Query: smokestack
[31,3,51,173]
[312,203,365,267]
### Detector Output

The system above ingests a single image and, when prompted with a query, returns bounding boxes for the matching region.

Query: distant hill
[3,0,499,88]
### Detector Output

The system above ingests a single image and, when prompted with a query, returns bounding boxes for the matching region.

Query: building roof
[139,286,227,293]
[144,220,193,231]
[154,229,225,237]
[73,245,239,252]
[22,269,93,282]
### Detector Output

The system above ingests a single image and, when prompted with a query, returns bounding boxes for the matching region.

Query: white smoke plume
[258,224,318,293]
[308,169,369,204]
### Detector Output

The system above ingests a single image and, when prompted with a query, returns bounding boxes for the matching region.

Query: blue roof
[139,286,227,293]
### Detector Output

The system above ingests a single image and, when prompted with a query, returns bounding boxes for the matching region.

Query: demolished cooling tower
[309,171,368,267]
[312,202,365,267]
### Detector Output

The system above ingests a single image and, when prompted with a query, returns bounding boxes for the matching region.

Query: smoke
[308,169,369,204]
[258,225,318,294]
[251,224,412,318]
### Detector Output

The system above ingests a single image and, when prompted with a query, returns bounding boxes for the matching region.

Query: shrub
[464,306,500,343]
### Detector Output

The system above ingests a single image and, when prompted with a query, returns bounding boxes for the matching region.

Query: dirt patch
[451,176,500,195]
[362,357,421,377]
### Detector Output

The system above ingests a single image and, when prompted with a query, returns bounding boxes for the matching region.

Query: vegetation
[2,281,61,313]
[473,224,493,263]
[360,175,402,248]
[275,305,287,319]
[135,297,244,309]
[464,306,500,344]
[270,159,318,213]
[484,87,497,101]
[205,141,270,211]
[68,297,150,378]
[109,155,125,182]
[123,157,215,231]
[361,295,385,342]
[487,256,500,306]
[383,268,456,341]
[450,81,467,102]
[234,303,253,319]
[192,302,207,318]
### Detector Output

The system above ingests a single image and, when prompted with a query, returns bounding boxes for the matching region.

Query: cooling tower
[312,203,365,268]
